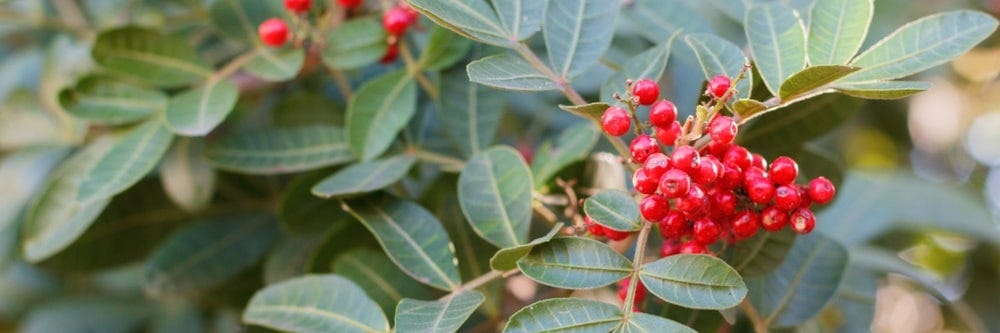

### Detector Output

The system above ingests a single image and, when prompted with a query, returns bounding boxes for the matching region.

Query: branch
[739,298,769,333]
[400,41,440,99]
[621,221,653,319]
[210,49,263,82]
[447,269,519,296]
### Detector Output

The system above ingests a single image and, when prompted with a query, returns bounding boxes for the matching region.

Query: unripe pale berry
[601,106,631,136]
[258,18,290,47]
[631,79,659,105]
[649,100,677,127]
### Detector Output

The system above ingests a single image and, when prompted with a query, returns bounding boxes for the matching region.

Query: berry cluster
[258,0,366,48]
[380,3,419,63]
[589,76,837,257]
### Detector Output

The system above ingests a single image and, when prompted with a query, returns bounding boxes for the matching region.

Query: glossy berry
[631,79,659,105]
[655,122,681,146]
[693,218,721,245]
[659,169,691,198]
[640,195,671,222]
[774,185,802,210]
[731,210,760,239]
[585,216,605,237]
[337,0,363,9]
[380,42,399,63]
[660,241,681,257]
[601,106,631,136]
[760,207,788,232]
[718,163,743,190]
[769,156,799,185]
[629,135,660,164]
[642,153,671,180]
[710,189,738,218]
[808,177,836,204]
[746,177,775,204]
[709,116,738,144]
[679,241,709,254]
[632,169,658,195]
[383,7,415,35]
[603,227,630,241]
[723,145,753,171]
[671,146,701,174]
[658,212,688,239]
[649,100,677,127]
[258,18,289,47]
[706,141,731,159]
[707,75,732,98]
[284,0,311,12]
[751,154,768,170]
[693,155,721,185]
[676,184,707,217]
[789,208,816,234]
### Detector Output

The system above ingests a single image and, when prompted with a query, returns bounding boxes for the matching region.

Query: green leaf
[833,81,931,100]
[418,27,473,71]
[817,171,1000,246]
[778,65,859,101]
[617,313,696,333]
[504,298,621,332]
[22,138,114,262]
[625,0,714,43]
[517,237,632,289]
[544,0,618,79]
[639,254,747,310]
[492,0,545,42]
[739,94,861,154]
[58,75,166,124]
[684,33,752,100]
[92,27,211,88]
[583,190,640,232]
[729,229,795,276]
[747,233,848,327]
[279,171,351,234]
[333,248,435,319]
[209,0,283,43]
[438,66,505,157]
[807,0,873,65]
[273,92,344,127]
[159,138,215,213]
[557,102,608,123]
[0,146,67,232]
[323,18,388,70]
[205,125,353,175]
[145,214,279,297]
[841,10,998,83]
[243,274,390,333]
[263,230,332,284]
[458,146,533,248]
[77,120,174,202]
[532,124,600,188]
[245,48,305,82]
[600,37,677,104]
[745,3,808,96]
[20,297,151,333]
[405,0,512,47]
[467,54,559,91]
[347,70,417,161]
[165,80,240,136]
[490,223,563,271]
[733,99,767,120]
[312,155,417,199]
[395,291,485,333]
[343,194,462,291]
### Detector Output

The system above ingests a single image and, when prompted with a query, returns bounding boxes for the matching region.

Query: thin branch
[399,41,440,99]
[210,49,263,82]
[621,221,653,318]
[740,298,769,333]
[448,269,519,295]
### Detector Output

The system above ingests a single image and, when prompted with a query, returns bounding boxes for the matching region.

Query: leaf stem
[448,269,519,296]
[399,41,440,99]
[210,49,263,82]
[739,298,769,333]
[621,220,653,319]
[407,147,465,172]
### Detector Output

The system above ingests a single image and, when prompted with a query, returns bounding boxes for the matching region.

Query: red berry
[774,185,802,211]
[769,156,799,185]
[676,184,707,217]
[671,146,701,174]
[789,208,816,234]
[760,207,788,232]
[751,154,768,170]
[654,122,681,146]
[679,240,709,254]
[380,42,399,63]
[718,163,743,190]
[660,241,681,257]
[649,100,677,127]
[604,227,630,241]
[640,195,671,222]
[585,216,605,237]
[731,210,760,239]
[808,177,836,205]
[693,155,721,185]
[723,145,753,171]
[658,212,688,239]
[707,75,732,98]
[618,278,647,303]
[384,7,414,35]
[284,0,312,13]
[744,166,768,183]
[632,169,658,195]
[798,186,813,208]
[706,141,731,159]
[630,135,660,164]
[709,189,738,218]
[631,79,660,105]
[746,177,775,204]
[709,116,738,144]
[258,18,289,47]
[658,169,691,198]
[337,0,363,9]
[693,218,720,245]
[642,153,671,180]
[601,106,631,136]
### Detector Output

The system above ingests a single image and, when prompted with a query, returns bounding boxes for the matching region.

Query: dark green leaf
[58,75,166,124]
[807,0,873,65]
[729,229,795,277]
[166,80,240,136]
[347,70,417,161]
[747,233,848,327]
[243,274,390,333]
[419,27,473,71]
[77,120,174,202]
[312,155,417,199]
[739,94,861,154]
[438,66,505,157]
[639,254,747,310]
[833,81,931,100]
[517,237,632,289]
[625,0,713,43]
[395,291,485,333]
[492,0,545,42]
[405,0,512,47]
[558,102,608,124]
[733,99,767,120]
[746,3,808,95]
[617,313,696,333]
[92,27,211,88]
[263,230,332,284]
[583,190,640,232]
[490,223,563,271]
[323,18,388,70]
[245,48,305,82]
[467,54,559,91]
[778,65,859,101]
[504,298,621,332]
[544,0,618,79]
[601,38,677,104]
[205,125,353,174]
[685,33,752,100]
[20,297,150,333]
[159,138,215,213]
[209,0,283,43]
[279,170,352,234]
[458,146,533,248]
[144,214,279,297]
[343,194,462,291]
[333,248,434,319]
[532,124,600,188]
